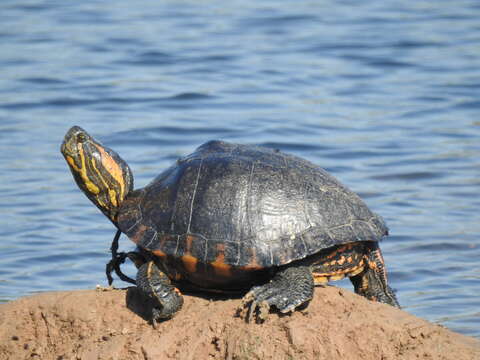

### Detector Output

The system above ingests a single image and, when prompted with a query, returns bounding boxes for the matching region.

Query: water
[1,1,479,338]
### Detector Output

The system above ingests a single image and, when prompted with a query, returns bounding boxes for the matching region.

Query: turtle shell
[117,141,387,278]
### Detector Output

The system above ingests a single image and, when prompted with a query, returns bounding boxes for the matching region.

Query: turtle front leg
[243,265,314,322]
[106,251,143,285]
[136,261,184,324]
[350,243,400,308]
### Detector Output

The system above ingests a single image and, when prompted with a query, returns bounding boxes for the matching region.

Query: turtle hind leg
[136,261,184,324]
[350,243,400,308]
[243,265,314,322]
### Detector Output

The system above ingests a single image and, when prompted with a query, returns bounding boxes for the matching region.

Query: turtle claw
[106,251,139,285]
[242,285,295,322]
[243,292,271,323]
[242,266,314,322]
[279,303,298,314]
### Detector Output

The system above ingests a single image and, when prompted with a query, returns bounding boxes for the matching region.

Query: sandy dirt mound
[0,286,478,360]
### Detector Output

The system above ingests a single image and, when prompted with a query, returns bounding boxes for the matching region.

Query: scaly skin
[350,243,399,307]
[136,261,184,325]
[244,266,314,321]
[243,242,398,322]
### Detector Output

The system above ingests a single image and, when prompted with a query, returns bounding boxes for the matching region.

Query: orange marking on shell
[240,247,263,270]
[131,224,148,244]
[152,249,167,259]
[338,256,346,265]
[241,263,263,271]
[182,254,198,274]
[211,252,232,277]
[185,234,195,253]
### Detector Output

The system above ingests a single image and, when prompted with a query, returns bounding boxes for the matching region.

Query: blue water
[1,1,479,338]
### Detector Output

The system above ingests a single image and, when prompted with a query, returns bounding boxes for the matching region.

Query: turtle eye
[77,133,87,143]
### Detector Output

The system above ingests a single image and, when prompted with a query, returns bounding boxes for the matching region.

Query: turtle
[61,125,399,324]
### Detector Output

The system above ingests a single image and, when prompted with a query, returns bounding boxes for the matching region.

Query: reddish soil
[0,286,478,360]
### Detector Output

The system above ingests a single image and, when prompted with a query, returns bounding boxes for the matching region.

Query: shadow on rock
[125,286,153,322]
[125,285,245,324]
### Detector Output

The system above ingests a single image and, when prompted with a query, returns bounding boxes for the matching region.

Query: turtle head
[61,126,134,223]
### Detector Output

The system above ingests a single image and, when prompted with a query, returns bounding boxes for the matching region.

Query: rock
[0,286,478,360]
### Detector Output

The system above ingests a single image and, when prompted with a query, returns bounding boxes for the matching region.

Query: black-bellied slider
[61,126,398,323]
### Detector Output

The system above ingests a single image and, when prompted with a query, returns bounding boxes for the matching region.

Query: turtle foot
[350,243,400,308]
[136,261,184,326]
[150,288,184,327]
[242,266,314,322]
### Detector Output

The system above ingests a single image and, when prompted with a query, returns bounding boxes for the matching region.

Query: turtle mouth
[60,139,71,157]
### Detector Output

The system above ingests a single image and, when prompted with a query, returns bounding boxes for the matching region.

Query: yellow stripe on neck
[66,154,100,195]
